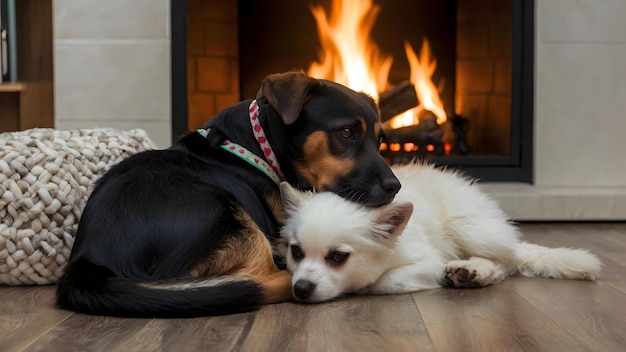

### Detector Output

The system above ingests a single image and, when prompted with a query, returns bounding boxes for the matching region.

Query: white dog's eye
[291,245,304,261]
[326,251,350,266]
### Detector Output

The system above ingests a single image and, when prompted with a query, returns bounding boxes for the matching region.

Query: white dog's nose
[293,279,315,300]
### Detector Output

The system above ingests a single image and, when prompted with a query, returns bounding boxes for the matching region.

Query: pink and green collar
[197,100,284,185]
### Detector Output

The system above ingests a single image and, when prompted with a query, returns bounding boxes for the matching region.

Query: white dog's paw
[444,258,505,288]
[444,263,481,287]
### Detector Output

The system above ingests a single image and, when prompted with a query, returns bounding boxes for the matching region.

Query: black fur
[56,72,400,317]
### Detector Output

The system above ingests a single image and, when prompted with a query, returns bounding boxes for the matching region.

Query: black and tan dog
[56,72,401,318]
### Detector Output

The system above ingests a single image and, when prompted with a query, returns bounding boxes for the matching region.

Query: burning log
[378,81,418,122]
[381,112,445,160]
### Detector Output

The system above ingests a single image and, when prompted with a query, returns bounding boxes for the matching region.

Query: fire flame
[307,0,447,128]
[388,39,447,128]
[307,0,392,100]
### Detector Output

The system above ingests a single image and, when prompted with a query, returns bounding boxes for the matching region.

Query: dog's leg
[230,228,293,304]
[443,257,508,288]
[186,210,293,305]
[358,262,444,295]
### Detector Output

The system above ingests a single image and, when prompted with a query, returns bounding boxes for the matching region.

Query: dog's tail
[56,259,266,318]
[515,242,602,280]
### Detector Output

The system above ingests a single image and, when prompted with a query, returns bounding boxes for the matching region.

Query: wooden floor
[1,222,626,351]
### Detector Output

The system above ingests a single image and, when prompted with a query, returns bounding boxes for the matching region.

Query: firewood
[378,81,418,122]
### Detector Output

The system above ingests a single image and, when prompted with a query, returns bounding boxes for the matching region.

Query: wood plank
[503,278,626,352]
[23,313,152,351]
[0,223,623,351]
[239,294,434,351]
[111,313,256,351]
[21,294,256,351]
[15,0,53,81]
[0,93,20,133]
[412,283,586,352]
[0,83,25,92]
[510,224,626,351]
[18,81,54,130]
[0,286,71,351]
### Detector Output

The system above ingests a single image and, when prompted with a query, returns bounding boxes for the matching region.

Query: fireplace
[171,0,534,182]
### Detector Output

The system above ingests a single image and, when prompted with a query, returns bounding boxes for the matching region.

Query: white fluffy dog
[279,163,602,303]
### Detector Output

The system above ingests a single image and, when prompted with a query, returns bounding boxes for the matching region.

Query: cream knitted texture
[0,128,156,285]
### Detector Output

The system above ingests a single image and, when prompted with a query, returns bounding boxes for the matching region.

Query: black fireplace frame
[170,0,534,183]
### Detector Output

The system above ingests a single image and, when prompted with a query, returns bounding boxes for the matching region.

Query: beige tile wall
[534,0,626,188]
[53,0,172,148]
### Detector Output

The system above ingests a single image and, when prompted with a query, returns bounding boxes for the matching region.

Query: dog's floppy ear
[280,182,309,215]
[260,72,321,125]
[371,202,414,242]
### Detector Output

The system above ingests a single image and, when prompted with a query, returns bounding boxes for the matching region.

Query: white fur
[280,162,602,303]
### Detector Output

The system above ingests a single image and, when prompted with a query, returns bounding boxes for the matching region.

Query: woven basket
[0,128,156,285]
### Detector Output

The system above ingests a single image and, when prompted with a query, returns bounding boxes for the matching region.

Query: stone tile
[482,183,626,221]
[215,93,241,113]
[203,0,236,21]
[54,0,168,39]
[487,96,511,130]
[456,24,488,59]
[457,0,493,25]
[187,18,206,55]
[536,43,625,118]
[455,93,487,153]
[54,120,171,149]
[205,22,238,56]
[538,0,626,43]
[488,22,512,58]
[456,59,494,94]
[494,58,511,95]
[188,0,205,19]
[486,95,511,155]
[188,93,215,129]
[197,58,233,92]
[188,58,198,93]
[535,43,626,187]
[54,41,170,122]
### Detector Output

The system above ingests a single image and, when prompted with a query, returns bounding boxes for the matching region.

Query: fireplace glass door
[173,0,534,182]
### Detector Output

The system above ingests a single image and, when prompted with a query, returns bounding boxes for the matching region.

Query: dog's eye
[339,128,354,139]
[327,251,350,266]
[291,245,304,260]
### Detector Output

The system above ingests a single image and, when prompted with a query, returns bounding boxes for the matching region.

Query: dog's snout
[382,175,401,196]
[293,279,316,300]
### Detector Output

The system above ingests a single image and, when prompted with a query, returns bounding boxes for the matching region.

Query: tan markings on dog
[294,131,355,191]
[186,206,292,304]
[264,190,285,225]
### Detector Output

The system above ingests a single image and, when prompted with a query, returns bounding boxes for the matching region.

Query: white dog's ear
[371,202,414,241]
[280,182,306,214]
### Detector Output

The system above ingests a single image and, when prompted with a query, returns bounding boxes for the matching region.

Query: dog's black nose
[382,176,401,196]
[293,279,316,300]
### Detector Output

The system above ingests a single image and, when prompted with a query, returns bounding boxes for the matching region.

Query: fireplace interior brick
[187,0,239,130]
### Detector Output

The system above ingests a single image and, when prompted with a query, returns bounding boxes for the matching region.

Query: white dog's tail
[515,242,602,280]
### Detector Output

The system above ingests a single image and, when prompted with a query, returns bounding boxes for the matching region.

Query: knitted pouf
[0,128,156,285]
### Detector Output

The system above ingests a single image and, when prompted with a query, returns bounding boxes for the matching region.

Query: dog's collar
[248,99,284,179]
[197,128,282,185]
